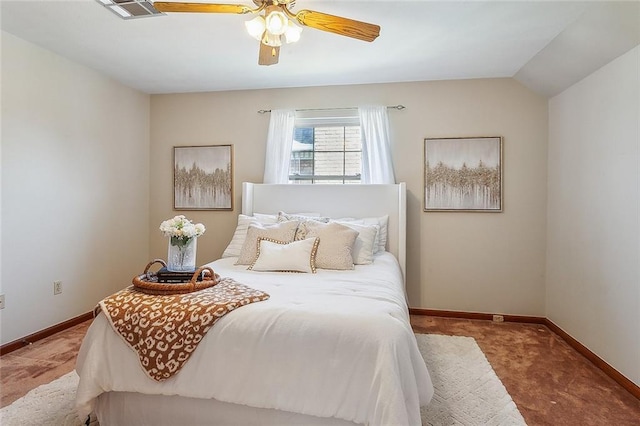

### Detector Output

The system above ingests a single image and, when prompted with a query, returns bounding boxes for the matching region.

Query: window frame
[289,110,362,184]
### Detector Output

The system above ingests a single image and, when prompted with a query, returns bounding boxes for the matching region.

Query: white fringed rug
[0,334,526,426]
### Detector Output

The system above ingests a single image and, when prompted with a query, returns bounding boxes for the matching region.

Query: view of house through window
[289,126,362,184]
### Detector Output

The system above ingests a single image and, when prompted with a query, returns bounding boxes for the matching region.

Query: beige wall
[150,78,548,316]
[1,32,151,344]
[5,29,636,387]
[547,46,639,386]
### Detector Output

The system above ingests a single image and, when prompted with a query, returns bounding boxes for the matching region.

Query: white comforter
[76,253,433,425]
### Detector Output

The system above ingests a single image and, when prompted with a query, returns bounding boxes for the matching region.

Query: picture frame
[424,136,503,212]
[174,145,233,210]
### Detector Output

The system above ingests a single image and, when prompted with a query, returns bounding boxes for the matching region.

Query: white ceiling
[1,0,639,97]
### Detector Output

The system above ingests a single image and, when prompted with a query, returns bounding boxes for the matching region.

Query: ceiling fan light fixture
[264,10,288,36]
[138,1,381,66]
[262,32,282,47]
[245,15,266,41]
[284,20,302,44]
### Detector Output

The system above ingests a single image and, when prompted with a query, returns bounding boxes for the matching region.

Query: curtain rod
[257,105,406,114]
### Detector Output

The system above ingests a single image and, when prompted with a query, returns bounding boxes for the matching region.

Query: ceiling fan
[152,0,380,66]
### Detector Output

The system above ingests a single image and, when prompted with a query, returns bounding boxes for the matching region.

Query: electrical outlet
[0,294,5,309]
[492,314,504,323]
[53,281,63,295]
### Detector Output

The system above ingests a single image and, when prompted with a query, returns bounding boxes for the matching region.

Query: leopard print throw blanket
[98,278,269,381]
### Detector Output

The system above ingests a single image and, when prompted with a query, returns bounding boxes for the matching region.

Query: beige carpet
[0,334,526,426]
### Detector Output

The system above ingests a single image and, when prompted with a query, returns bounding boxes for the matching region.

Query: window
[289,110,361,184]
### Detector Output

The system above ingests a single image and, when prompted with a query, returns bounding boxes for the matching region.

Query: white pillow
[222,214,277,258]
[360,216,388,253]
[331,215,388,253]
[299,221,359,270]
[253,213,278,223]
[236,221,299,265]
[249,237,320,273]
[335,222,379,265]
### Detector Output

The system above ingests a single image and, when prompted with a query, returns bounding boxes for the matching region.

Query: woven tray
[132,259,220,295]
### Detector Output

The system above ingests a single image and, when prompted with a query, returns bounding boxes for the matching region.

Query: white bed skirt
[95,392,359,426]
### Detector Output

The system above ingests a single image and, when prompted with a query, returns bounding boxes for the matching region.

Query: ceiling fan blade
[153,2,254,14]
[258,42,280,66]
[294,9,380,42]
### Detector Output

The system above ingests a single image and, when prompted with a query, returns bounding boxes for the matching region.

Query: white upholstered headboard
[242,182,407,281]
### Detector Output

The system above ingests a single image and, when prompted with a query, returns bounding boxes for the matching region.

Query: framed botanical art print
[174,145,233,210]
[424,136,503,212]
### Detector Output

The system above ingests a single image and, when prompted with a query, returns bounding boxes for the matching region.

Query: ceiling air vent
[96,0,163,20]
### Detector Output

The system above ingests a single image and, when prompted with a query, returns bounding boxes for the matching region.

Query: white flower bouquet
[160,215,206,247]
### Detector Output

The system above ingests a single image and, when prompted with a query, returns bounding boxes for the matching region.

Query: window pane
[294,127,314,144]
[291,122,361,185]
[345,152,361,176]
[315,152,344,176]
[290,151,314,176]
[314,127,345,152]
[345,126,361,151]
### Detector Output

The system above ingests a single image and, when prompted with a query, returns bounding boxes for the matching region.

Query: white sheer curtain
[263,109,296,184]
[358,105,396,184]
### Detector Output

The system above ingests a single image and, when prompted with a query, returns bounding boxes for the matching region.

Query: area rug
[418,334,527,425]
[0,334,526,426]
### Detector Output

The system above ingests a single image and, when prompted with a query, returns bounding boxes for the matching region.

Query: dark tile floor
[1,316,639,425]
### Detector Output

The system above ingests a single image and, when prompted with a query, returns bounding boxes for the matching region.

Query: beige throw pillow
[236,221,299,265]
[277,211,330,240]
[300,221,359,270]
[249,237,320,273]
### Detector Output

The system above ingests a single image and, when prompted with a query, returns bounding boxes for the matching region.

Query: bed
[75,183,433,425]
